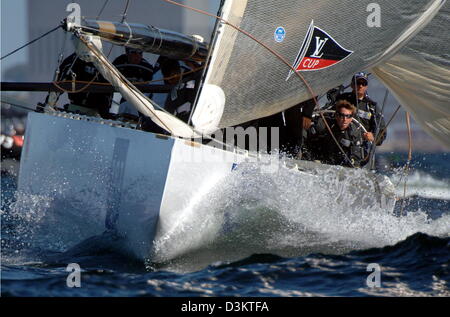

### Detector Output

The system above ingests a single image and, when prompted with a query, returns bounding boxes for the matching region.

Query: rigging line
[0,25,62,61]
[406,112,413,163]
[96,0,110,20]
[367,88,389,167]
[121,0,131,23]
[45,30,71,108]
[57,34,69,71]
[400,112,413,216]
[53,65,204,87]
[161,0,319,107]
[318,112,355,168]
[374,104,402,146]
[52,76,99,94]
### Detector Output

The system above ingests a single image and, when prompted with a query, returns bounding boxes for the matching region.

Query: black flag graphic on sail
[287,21,353,80]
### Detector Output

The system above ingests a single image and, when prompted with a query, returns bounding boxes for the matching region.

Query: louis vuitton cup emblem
[287,20,353,80]
[311,37,328,58]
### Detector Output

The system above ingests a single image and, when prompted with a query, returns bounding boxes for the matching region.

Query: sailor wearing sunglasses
[304,100,367,168]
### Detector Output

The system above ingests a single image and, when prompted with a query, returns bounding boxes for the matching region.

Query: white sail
[372,1,450,148]
[195,0,444,128]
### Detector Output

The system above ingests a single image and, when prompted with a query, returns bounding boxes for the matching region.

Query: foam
[391,170,450,200]
[150,161,450,272]
[4,160,449,272]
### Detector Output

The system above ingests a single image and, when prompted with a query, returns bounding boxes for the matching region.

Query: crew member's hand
[303,117,312,130]
[363,132,374,142]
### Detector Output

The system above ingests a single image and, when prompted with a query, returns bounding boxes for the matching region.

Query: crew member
[336,72,386,145]
[113,47,154,84]
[157,56,198,123]
[282,97,316,157]
[51,52,112,118]
[139,56,199,133]
[111,48,155,117]
[305,100,367,168]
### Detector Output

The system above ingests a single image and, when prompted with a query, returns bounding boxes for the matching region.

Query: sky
[0,0,28,78]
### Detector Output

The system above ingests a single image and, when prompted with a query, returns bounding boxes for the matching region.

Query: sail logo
[274,26,286,43]
[310,37,328,58]
[287,21,353,80]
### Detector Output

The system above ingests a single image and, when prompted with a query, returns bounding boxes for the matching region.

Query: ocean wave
[391,170,450,200]
[149,163,450,272]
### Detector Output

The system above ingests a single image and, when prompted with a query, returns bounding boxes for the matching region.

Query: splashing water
[148,161,449,272]
[2,153,449,273]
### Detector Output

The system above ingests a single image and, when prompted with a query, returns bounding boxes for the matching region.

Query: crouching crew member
[52,52,112,118]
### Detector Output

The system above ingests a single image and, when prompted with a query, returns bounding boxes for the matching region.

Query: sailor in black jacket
[55,53,112,118]
[112,48,154,84]
[110,48,156,118]
[336,72,386,146]
[306,100,367,168]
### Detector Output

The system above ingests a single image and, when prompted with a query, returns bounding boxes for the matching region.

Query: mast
[63,18,209,62]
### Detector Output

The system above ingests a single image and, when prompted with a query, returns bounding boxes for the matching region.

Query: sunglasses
[336,112,353,119]
[356,81,368,86]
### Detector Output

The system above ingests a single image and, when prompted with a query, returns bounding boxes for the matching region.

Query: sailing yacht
[14,0,449,260]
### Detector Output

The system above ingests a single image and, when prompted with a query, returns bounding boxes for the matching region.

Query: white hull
[18,112,396,260]
[18,112,246,259]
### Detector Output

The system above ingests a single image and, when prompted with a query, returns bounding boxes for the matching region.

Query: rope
[121,0,131,23]
[318,112,356,168]
[0,25,62,61]
[52,0,132,96]
[96,0,110,20]
[400,112,413,216]
[52,76,99,94]
[49,65,204,94]
[374,104,402,146]
[367,88,389,168]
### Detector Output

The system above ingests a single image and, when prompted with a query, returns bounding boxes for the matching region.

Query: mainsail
[372,1,450,148]
[197,0,446,128]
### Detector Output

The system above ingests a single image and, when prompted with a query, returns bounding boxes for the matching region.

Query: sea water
[1,153,449,297]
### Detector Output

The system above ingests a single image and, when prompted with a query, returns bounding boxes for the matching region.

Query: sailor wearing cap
[336,72,386,146]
